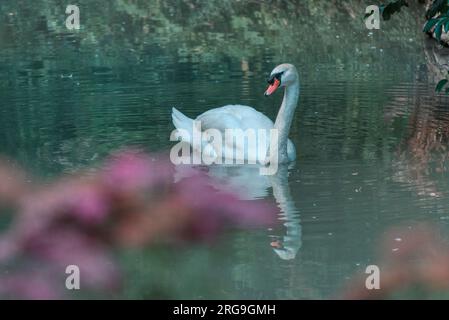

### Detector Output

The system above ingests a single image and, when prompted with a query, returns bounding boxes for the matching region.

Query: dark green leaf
[436,79,448,92]
[426,0,448,19]
[424,18,440,33]
[435,21,444,41]
[444,19,449,33]
[382,0,409,21]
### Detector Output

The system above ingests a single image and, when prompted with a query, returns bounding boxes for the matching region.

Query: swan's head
[264,63,298,96]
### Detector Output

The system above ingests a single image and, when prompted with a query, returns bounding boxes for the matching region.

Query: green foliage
[426,0,449,19]
[436,78,448,92]
[381,0,409,21]
[364,0,409,20]
[423,12,449,42]
[423,18,439,32]
[434,71,449,94]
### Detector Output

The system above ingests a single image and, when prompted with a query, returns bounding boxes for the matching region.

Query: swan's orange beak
[270,240,282,249]
[264,78,280,96]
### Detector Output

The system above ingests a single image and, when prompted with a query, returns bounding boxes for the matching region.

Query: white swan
[171,63,300,164]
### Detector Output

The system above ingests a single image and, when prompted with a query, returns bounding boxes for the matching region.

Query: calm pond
[1,1,449,298]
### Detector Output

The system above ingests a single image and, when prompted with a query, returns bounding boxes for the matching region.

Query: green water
[1,0,449,299]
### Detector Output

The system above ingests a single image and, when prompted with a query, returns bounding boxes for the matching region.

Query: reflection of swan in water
[174,163,302,260]
[268,164,302,260]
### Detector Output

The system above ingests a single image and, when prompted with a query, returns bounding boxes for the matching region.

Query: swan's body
[172,105,296,162]
[171,63,300,165]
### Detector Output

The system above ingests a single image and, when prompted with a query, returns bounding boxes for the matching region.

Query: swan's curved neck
[273,80,300,161]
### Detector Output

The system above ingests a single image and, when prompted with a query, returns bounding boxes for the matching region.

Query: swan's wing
[195,109,242,133]
[195,110,245,154]
[196,105,273,132]
[195,105,274,159]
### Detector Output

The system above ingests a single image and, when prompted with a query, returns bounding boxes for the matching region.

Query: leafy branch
[423,1,449,94]
[425,0,449,20]
[423,13,449,42]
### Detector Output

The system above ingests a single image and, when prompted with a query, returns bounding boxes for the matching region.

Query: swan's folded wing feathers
[196,105,272,132]
[196,109,242,133]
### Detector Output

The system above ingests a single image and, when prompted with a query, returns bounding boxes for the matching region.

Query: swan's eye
[267,72,284,85]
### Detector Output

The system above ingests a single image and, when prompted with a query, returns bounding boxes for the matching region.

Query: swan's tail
[171,107,217,159]
[172,107,195,144]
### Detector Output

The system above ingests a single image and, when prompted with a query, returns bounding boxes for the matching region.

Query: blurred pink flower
[102,151,173,192]
[25,228,121,292]
[66,184,110,225]
[340,224,449,299]
[0,273,60,300]
[0,150,277,299]
[172,173,276,240]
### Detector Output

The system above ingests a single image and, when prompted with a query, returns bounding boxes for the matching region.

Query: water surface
[1,1,449,299]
